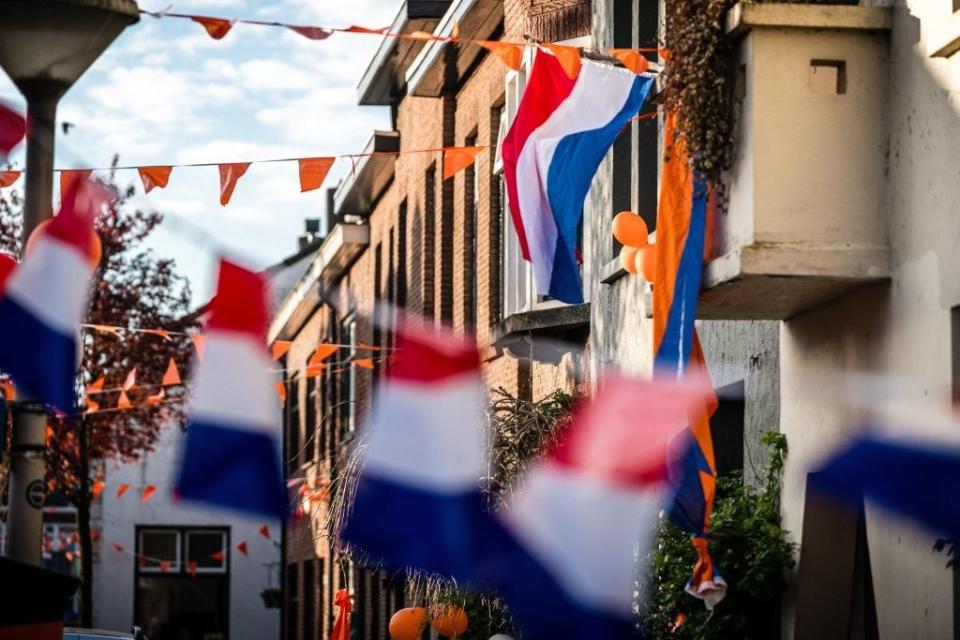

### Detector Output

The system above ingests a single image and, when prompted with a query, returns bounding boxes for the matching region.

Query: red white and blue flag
[0,178,105,410]
[176,259,286,519]
[341,323,489,581]
[482,376,714,639]
[501,50,654,304]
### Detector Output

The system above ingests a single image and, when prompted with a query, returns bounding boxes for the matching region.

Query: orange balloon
[431,605,469,637]
[25,219,102,267]
[620,246,638,274]
[635,244,657,282]
[389,607,427,640]
[612,211,649,248]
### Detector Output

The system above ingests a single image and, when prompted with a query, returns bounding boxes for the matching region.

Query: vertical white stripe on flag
[7,236,93,334]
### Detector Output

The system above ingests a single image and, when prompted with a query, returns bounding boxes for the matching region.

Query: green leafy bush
[642,433,797,639]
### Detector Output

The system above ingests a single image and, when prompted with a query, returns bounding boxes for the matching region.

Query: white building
[92,420,281,640]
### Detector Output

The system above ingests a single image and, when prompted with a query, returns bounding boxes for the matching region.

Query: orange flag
[162,358,181,386]
[141,485,157,503]
[85,396,100,414]
[288,25,332,40]
[137,555,148,568]
[274,381,287,405]
[60,170,92,200]
[236,540,249,557]
[159,560,170,572]
[210,550,225,562]
[544,44,581,79]
[272,340,292,360]
[477,41,524,71]
[258,524,271,539]
[138,166,173,194]
[88,324,121,337]
[218,163,250,206]
[305,364,324,378]
[187,560,198,578]
[117,391,132,410]
[190,333,207,358]
[298,157,335,193]
[2,379,14,400]
[122,368,137,391]
[442,146,484,180]
[609,49,651,75]
[191,16,233,39]
[92,480,105,499]
[309,343,338,367]
[0,170,20,187]
[352,358,375,370]
[112,543,124,553]
[87,376,105,393]
[116,483,130,498]
[147,388,165,406]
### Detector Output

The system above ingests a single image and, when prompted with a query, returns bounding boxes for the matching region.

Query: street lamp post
[0,0,139,565]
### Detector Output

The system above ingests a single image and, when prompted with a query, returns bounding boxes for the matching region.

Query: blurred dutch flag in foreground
[176,259,286,519]
[812,428,960,536]
[341,323,490,581]
[482,376,714,639]
[0,177,107,410]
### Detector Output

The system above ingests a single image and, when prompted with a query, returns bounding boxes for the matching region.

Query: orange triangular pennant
[92,480,105,499]
[88,324,121,337]
[352,357,375,370]
[609,48,651,75]
[218,163,250,206]
[274,381,287,405]
[191,16,234,39]
[477,41,524,71]
[288,25,332,40]
[112,543,124,553]
[298,157,335,193]
[187,560,198,578]
[142,329,171,340]
[442,146,484,180]
[141,485,157,503]
[87,377,105,393]
[116,483,130,498]
[122,368,137,391]
[0,170,20,188]
[272,340,292,360]
[545,44,581,79]
[258,524,271,539]
[117,391,132,410]
[236,540,249,556]
[147,388,165,406]
[162,358,181,386]
[85,396,100,413]
[2,380,14,401]
[137,554,148,568]
[309,343,338,366]
[305,364,324,378]
[210,550,225,562]
[138,166,173,194]
[190,333,207,358]
[60,170,92,200]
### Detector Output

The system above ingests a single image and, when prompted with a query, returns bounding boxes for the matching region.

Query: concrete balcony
[699,3,893,320]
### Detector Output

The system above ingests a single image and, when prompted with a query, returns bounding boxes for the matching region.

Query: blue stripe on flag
[654,177,708,376]
[177,421,286,519]
[544,75,655,304]
[812,435,960,536]
[0,297,78,410]
[666,429,713,534]
[342,474,489,583]
[480,517,635,640]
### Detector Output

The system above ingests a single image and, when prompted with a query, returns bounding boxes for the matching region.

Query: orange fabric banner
[442,146,484,180]
[141,484,157,503]
[138,166,173,194]
[0,170,20,187]
[258,524,271,539]
[192,16,234,39]
[298,157,335,193]
[236,540,249,556]
[117,391,132,410]
[272,340,292,360]
[218,162,250,206]
[309,343,339,367]
[274,381,287,404]
[545,44,581,79]
[116,483,130,498]
[610,49,651,75]
[353,357,375,370]
[162,358,181,386]
[477,41,523,70]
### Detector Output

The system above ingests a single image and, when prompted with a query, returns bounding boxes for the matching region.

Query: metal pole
[6,94,57,565]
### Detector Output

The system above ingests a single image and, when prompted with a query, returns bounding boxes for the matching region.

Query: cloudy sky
[0,0,398,304]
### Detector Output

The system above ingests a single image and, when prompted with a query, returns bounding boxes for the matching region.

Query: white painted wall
[92,422,281,640]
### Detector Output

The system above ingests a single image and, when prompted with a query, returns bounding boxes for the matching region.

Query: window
[464,131,479,329]
[423,165,436,319]
[305,374,318,466]
[135,526,229,640]
[304,560,316,640]
[711,381,745,477]
[285,562,299,640]
[341,316,357,434]
[286,374,301,474]
[396,199,408,310]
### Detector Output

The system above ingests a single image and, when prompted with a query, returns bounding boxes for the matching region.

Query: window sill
[491,303,590,363]
[600,257,628,285]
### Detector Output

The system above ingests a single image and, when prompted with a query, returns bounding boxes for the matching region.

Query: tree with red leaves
[0,160,196,626]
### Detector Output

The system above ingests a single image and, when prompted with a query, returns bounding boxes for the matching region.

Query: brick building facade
[269,1,618,638]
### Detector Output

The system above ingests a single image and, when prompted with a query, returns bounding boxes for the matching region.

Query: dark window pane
[137,575,228,640]
[140,530,179,570]
[186,531,226,570]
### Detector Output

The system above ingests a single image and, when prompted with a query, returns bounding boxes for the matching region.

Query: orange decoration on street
[122,368,137,391]
[272,340,292,360]
[191,16,233,39]
[258,524,271,539]
[138,166,173,194]
[60,170,92,201]
[545,43,581,79]
[353,358,375,370]
[610,49,651,75]
[112,543,124,553]
[218,162,250,206]
[117,391,132,410]
[236,540,249,556]
[0,170,20,187]
[116,484,130,498]
[92,480,105,499]
[309,343,338,366]
[141,485,157,503]
[162,358,181,386]
[298,157,335,193]
[477,40,523,70]
[442,146,484,180]
[274,381,287,405]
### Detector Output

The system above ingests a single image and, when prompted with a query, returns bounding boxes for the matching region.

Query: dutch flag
[501,50,654,304]
[481,377,713,639]
[176,259,286,519]
[341,323,489,582]
[0,178,105,410]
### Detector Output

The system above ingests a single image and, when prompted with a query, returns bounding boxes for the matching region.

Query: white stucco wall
[92,422,281,640]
